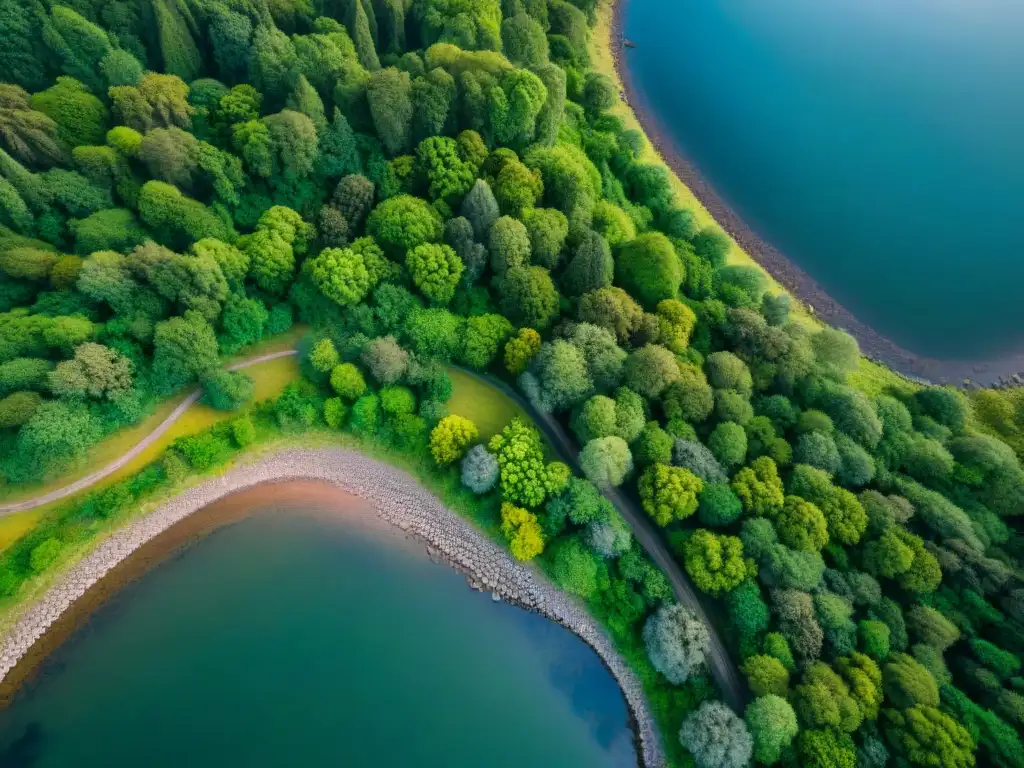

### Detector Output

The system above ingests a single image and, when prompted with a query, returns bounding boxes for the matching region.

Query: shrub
[429,414,478,465]
[461,445,499,494]
[643,604,710,684]
[29,538,63,573]
[638,463,703,525]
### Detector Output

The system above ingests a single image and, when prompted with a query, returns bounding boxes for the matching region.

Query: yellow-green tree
[638,463,702,526]
[430,414,479,465]
[500,502,544,561]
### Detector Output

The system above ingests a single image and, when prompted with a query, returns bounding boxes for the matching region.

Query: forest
[0,0,1021,766]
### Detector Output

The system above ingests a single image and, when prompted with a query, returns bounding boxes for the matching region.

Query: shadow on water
[0,722,43,767]
[515,613,637,767]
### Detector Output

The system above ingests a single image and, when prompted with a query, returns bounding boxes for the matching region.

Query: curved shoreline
[609,0,1024,388]
[0,447,666,768]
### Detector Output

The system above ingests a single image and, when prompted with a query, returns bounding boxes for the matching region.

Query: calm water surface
[625,0,1024,359]
[0,505,636,767]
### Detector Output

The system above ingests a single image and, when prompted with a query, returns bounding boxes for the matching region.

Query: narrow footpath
[0,350,298,516]
[458,367,747,712]
[1,352,747,713]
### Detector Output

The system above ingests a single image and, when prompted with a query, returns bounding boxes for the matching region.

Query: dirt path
[1,354,746,712]
[456,367,748,712]
[0,351,298,516]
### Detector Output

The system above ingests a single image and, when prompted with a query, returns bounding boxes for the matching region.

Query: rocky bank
[0,447,665,768]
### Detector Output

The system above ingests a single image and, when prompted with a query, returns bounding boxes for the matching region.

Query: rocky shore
[0,448,666,768]
[609,0,1024,389]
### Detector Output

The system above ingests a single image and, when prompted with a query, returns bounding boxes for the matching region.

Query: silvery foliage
[642,603,709,684]
[585,510,632,558]
[672,439,728,484]
[460,444,499,494]
[678,700,753,768]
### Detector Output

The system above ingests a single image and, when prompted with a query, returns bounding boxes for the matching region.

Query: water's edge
[0,448,665,768]
[611,0,1024,388]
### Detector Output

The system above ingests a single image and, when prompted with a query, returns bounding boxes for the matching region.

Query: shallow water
[0,501,636,767]
[624,0,1024,360]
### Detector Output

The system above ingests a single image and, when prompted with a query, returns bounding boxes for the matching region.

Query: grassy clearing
[0,344,303,547]
[446,368,532,441]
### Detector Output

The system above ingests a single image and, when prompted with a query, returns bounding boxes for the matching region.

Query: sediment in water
[0,448,666,768]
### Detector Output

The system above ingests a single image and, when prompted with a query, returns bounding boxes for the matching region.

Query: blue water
[624,0,1024,359]
[0,505,636,767]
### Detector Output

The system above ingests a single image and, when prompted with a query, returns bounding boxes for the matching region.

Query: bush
[429,414,479,465]
[29,538,62,573]
[679,700,753,768]
[638,463,703,525]
[643,603,710,684]
[460,445,499,494]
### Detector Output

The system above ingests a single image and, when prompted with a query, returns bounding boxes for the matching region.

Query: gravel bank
[0,447,665,768]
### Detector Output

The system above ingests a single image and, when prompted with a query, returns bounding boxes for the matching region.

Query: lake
[0,491,636,768]
[623,0,1024,360]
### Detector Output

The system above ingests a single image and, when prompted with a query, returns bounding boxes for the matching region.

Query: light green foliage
[883,652,940,708]
[551,537,600,599]
[429,413,478,464]
[488,417,549,507]
[776,495,829,552]
[323,397,348,429]
[745,694,798,765]
[407,242,463,304]
[681,529,750,596]
[30,537,62,573]
[742,654,789,697]
[417,136,475,200]
[708,421,747,469]
[330,362,367,400]
[368,194,443,253]
[460,314,513,369]
[488,215,532,272]
[30,77,106,148]
[638,463,702,526]
[883,706,975,768]
[731,456,785,516]
[310,339,341,374]
[49,342,132,400]
[500,501,544,561]
[311,246,372,306]
[579,435,632,489]
[632,421,673,467]
[614,232,681,309]
[521,207,568,269]
[503,327,541,375]
[623,343,679,399]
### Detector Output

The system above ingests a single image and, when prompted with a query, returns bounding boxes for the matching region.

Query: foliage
[678,700,753,768]
[680,529,750,597]
[638,463,702,525]
[643,603,710,685]
[500,501,544,560]
[430,414,479,464]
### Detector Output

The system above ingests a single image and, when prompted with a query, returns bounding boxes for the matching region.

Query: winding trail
[0,350,298,516]
[1,350,745,712]
[455,367,747,712]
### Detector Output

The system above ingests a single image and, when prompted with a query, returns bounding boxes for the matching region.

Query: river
[0,490,636,767]
[623,0,1024,362]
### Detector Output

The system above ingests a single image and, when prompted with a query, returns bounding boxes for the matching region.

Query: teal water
[624,0,1024,359]
[0,505,636,767]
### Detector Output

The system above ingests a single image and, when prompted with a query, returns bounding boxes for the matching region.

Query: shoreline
[0,448,666,768]
[608,0,1024,388]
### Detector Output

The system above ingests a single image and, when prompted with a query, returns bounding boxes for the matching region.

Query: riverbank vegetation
[0,0,1020,766]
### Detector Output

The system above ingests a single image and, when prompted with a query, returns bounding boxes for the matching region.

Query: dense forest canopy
[0,0,1021,766]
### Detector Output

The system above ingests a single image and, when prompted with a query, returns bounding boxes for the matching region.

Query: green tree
[638,463,702,526]
[579,435,632,488]
[430,414,478,464]
[745,694,798,765]
[367,67,412,155]
[681,529,750,596]
[152,311,219,394]
[883,706,975,768]
[330,362,368,400]
[368,194,443,254]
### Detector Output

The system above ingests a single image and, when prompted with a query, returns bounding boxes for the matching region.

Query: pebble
[0,447,666,768]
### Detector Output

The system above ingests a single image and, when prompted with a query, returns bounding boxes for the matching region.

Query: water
[624,0,1024,360]
[0,502,636,767]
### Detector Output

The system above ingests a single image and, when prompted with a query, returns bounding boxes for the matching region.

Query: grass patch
[446,368,533,442]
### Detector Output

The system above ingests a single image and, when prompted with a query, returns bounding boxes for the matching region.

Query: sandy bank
[609,0,1024,388]
[0,448,666,768]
